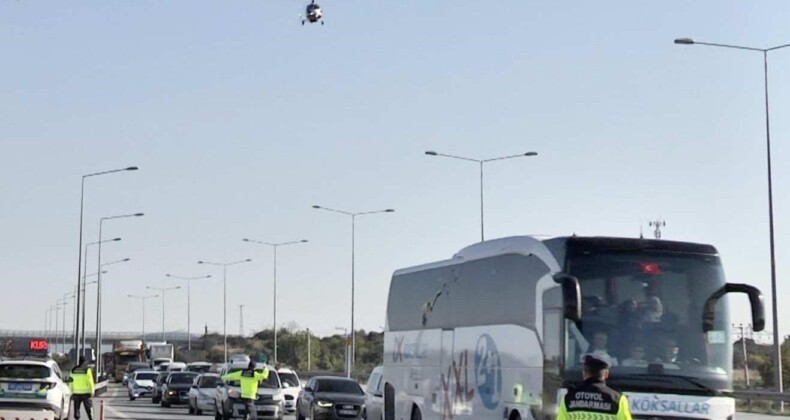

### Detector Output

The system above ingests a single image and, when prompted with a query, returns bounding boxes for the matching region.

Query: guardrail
[95,380,109,396]
[733,390,790,402]
[732,390,790,415]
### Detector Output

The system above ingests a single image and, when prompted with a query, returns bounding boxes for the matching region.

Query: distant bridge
[0,330,199,345]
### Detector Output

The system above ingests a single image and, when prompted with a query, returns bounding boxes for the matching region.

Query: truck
[147,342,174,367]
[113,340,146,382]
[383,235,766,420]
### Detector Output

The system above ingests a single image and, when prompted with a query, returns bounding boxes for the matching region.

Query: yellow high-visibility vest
[70,366,95,395]
[222,368,269,400]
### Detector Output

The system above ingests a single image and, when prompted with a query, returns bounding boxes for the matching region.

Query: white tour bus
[382,235,765,420]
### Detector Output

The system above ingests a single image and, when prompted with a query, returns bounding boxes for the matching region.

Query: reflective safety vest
[70,366,95,396]
[222,368,269,400]
[557,379,632,420]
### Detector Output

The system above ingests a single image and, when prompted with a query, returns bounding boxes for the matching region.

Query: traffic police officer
[557,354,632,420]
[70,356,96,420]
[221,358,270,420]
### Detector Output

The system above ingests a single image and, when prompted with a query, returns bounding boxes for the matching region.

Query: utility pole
[649,219,666,239]
[239,305,245,337]
[306,328,312,371]
[736,323,752,388]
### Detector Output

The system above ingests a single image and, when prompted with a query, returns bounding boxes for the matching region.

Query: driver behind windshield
[621,345,647,367]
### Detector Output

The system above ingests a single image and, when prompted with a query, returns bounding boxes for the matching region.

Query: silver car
[127,370,158,400]
[214,363,284,420]
[189,373,220,415]
[363,366,384,420]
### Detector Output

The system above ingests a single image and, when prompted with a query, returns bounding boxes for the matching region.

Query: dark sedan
[297,376,366,420]
[160,371,199,407]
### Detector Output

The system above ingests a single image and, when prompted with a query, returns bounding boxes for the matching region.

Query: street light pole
[73,166,137,363]
[146,286,181,341]
[425,151,538,242]
[674,37,790,397]
[61,292,74,354]
[335,327,350,378]
[243,238,308,364]
[128,294,158,342]
[96,212,142,375]
[313,205,394,375]
[198,259,253,363]
[166,274,212,350]
[81,238,121,357]
[92,257,129,376]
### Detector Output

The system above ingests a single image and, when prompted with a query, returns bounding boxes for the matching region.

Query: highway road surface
[94,383,297,420]
[87,384,786,420]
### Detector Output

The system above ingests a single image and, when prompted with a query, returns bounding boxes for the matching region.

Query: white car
[276,368,301,415]
[188,373,220,415]
[167,362,187,372]
[127,370,158,401]
[363,366,384,420]
[215,362,284,419]
[0,359,72,420]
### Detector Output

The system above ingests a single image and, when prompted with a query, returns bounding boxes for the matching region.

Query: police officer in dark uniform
[557,353,632,420]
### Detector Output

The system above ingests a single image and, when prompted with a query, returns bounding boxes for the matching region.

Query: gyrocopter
[301,0,324,25]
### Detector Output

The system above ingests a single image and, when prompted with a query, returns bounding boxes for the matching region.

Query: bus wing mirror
[703,283,765,332]
[554,274,582,323]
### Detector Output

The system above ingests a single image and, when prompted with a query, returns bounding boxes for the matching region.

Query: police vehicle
[383,236,766,420]
[0,339,72,420]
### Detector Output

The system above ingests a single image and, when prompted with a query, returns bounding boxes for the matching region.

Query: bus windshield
[563,249,733,392]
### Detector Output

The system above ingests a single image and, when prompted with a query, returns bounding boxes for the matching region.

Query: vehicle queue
[0,338,384,420]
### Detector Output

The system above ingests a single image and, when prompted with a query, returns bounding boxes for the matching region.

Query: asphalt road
[88,384,786,420]
[92,383,298,420]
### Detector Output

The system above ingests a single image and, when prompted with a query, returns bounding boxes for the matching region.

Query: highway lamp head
[425,151,438,156]
[134,213,144,217]
[524,152,538,156]
[300,239,308,243]
[674,38,695,45]
[312,205,321,209]
[112,237,121,242]
[125,166,139,171]
[385,209,395,213]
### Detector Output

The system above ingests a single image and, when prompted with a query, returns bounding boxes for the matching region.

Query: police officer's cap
[583,353,611,369]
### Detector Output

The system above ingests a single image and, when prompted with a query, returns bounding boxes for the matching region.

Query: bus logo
[474,334,502,410]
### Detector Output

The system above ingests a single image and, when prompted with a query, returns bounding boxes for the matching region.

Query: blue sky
[2,0,790,340]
